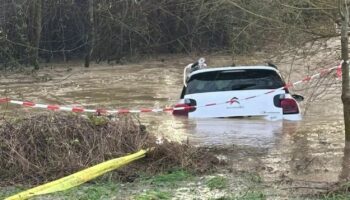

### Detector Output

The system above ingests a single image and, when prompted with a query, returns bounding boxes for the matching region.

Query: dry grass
[0,113,219,185]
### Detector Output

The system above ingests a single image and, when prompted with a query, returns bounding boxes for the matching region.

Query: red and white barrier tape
[0,98,176,114]
[0,64,341,114]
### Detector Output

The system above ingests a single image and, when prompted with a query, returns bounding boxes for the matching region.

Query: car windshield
[185,69,284,95]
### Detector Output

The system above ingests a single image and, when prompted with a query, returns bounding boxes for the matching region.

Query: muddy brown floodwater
[0,54,347,198]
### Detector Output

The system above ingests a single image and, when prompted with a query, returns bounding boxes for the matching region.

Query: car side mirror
[292,94,304,102]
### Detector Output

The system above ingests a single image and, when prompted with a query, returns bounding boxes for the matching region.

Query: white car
[173,65,303,121]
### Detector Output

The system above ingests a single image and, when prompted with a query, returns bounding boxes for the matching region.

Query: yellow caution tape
[5,149,147,200]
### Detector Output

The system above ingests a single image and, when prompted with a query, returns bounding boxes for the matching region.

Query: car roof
[189,66,280,77]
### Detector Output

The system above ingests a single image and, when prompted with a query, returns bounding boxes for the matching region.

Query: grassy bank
[0,169,269,200]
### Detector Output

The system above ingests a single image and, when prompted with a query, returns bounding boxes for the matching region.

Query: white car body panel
[189,66,281,75]
[185,90,283,118]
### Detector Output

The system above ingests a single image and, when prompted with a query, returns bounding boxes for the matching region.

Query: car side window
[180,86,186,98]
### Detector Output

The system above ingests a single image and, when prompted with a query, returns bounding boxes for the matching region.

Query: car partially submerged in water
[173,62,303,121]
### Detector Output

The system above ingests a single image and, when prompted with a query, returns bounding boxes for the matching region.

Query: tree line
[0,0,337,69]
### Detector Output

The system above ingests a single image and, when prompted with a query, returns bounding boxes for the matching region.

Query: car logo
[228,97,240,105]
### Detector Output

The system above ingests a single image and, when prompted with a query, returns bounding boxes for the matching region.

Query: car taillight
[173,99,196,116]
[281,99,299,114]
[172,104,192,116]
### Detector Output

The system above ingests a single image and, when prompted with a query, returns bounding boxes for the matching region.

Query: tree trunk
[340,0,350,141]
[84,0,94,68]
[27,0,42,70]
[340,141,350,181]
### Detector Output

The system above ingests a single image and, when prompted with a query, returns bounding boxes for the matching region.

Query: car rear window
[185,69,284,95]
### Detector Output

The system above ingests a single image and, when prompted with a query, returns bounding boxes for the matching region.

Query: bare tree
[339,0,350,140]
[85,0,94,68]
[27,0,42,69]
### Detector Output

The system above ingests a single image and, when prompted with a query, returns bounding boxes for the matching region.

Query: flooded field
[0,53,346,198]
